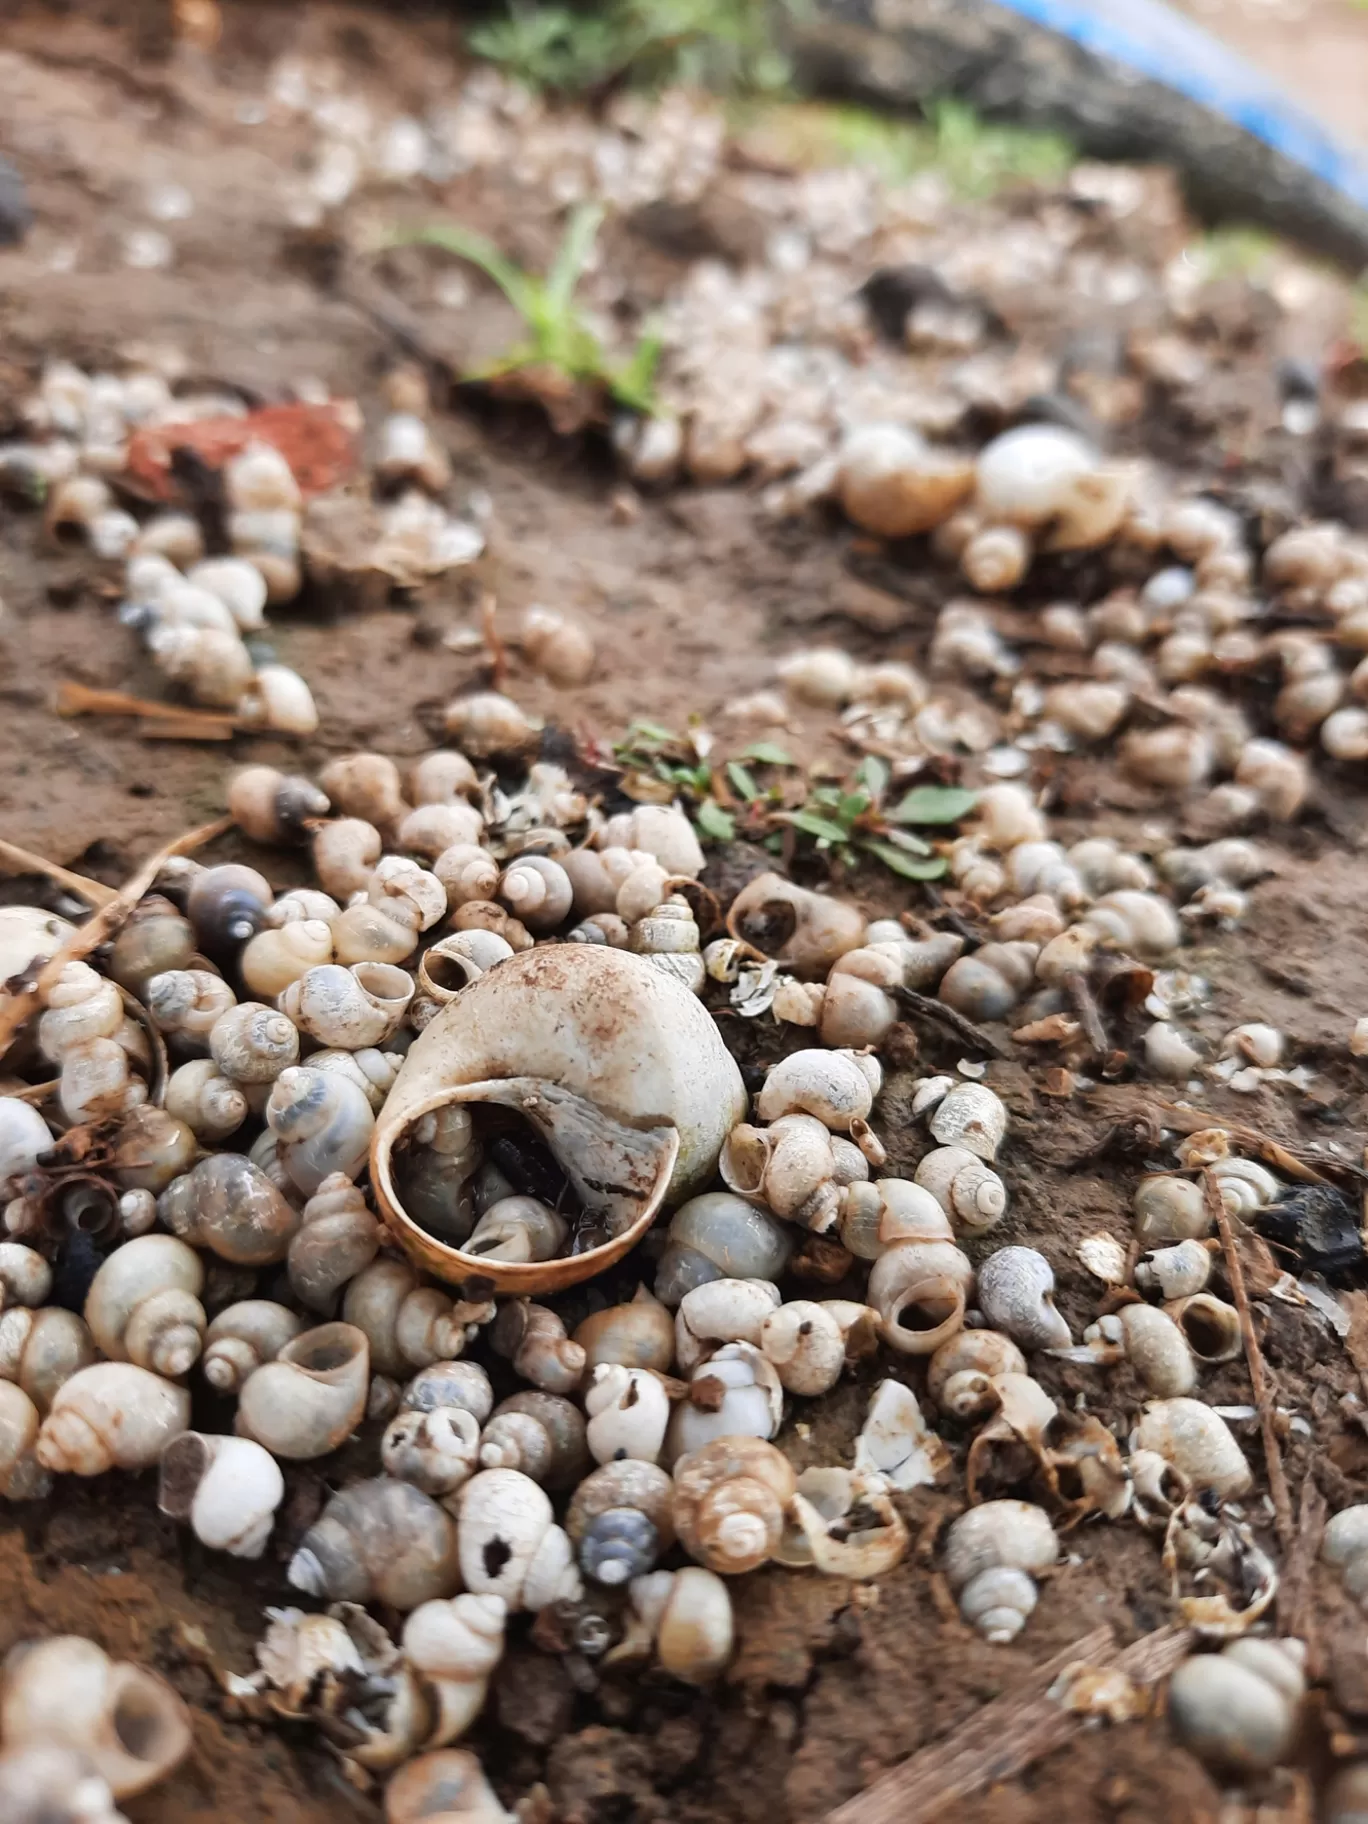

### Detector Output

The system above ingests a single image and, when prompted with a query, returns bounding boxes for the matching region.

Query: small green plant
[397,203,662,414]
[1186,225,1281,283]
[468,0,794,96]
[771,758,975,881]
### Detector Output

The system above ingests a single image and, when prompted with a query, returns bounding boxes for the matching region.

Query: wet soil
[5,6,1368,1824]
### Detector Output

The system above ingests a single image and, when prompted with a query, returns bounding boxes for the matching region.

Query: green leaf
[876,826,933,856]
[726,760,759,802]
[836,790,871,824]
[740,741,793,767]
[398,222,539,320]
[623,719,675,747]
[547,203,604,315]
[780,809,854,845]
[696,801,736,842]
[889,785,980,826]
[855,754,890,800]
[860,839,948,881]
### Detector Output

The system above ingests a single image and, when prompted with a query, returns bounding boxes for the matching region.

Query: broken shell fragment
[853,1378,950,1489]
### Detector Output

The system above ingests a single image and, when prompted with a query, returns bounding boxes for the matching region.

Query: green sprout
[397,204,662,415]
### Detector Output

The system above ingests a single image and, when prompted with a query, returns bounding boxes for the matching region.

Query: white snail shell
[1324,1505,1368,1606]
[1134,1239,1212,1300]
[83,1235,206,1379]
[400,1592,506,1747]
[624,1566,734,1684]
[383,1405,482,1500]
[265,1065,376,1195]
[0,1307,95,1416]
[675,1278,781,1373]
[1113,1304,1195,1397]
[0,1245,52,1313]
[867,1235,973,1356]
[721,1114,839,1232]
[760,1300,847,1395]
[926,1081,1008,1161]
[235,1321,369,1459]
[1133,1396,1252,1498]
[208,1001,299,1084]
[1133,1175,1210,1244]
[158,1431,284,1557]
[914,1145,1007,1232]
[0,1383,48,1500]
[201,1300,303,1394]
[280,962,414,1048]
[584,1364,671,1465]
[754,1049,878,1132]
[727,872,865,975]
[164,1059,248,1143]
[663,1342,783,1462]
[926,1330,1026,1421]
[456,1468,582,1611]
[443,693,536,757]
[36,1363,190,1475]
[1168,1639,1305,1775]
[384,1749,513,1824]
[943,1500,1057,1644]
[0,1100,55,1191]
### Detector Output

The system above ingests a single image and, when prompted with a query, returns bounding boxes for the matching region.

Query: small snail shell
[478,1391,588,1487]
[520,605,595,687]
[201,1300,303,1393]
[596,805,705,880]
[235,1320,369,1458]
[777,645,858,707]
[383,1406,482,1499]
[1112,1304,1195,1396]
[328,904,417,972]
[84,1235,206,1379]
[1168,1639,1305,1775]
[187,556,267,631]
[972,783,1047,849]
[495,856,573,932]
[1133,1396,1251,1497]
[145,969,236,1050]
[927,1081,1008,1161]
[225,441,300,512]
[320,753,408,830]
[443,693,536,757]
[401,1360,495,1426]
[432,847,502,913]
[760,1300,847,1395]
[0,1308,95,1414]
[344,1260,482,1376]
[1133,1174,1210,1243]
[490,1301,587,1395]
[107,897,197,993]
[566,1459,675,1586]
[1210,1155,1281,1215]
[654,1192,794,1306]
[463,1196,568,1265]
[629,897,704,996]
[0,1636,191,1800]
[561,846,655,918]
[398,802,486,861]
[290,1476,460,1610]
[1120,724,1213,792]
[410,751,480,806]
[837,422,975,538]
[927,1330,1026,1420]
[585,1364,672,1464]
[1082,890,1181,959]
[36,1362,190,1474]
[164,1059,248,1143]
[1234,738,1309,820]
[184,862,273,954]
[289,1173,382,1313]
[755,1048,878,1132]
[1164,1293,1241,1364]
[401,1593,507,1749]
[158,1431,284,1557]
[265,1065,375,1195]
[573,1284,675,1374]
[943,1500,1057,1643]
[309,1046,403,1110]
[976,1247,1071,1350]
[721,1114,839,1232]
[817,955,898,1049]
[0,1383,48,1499]
[0,1245,52,1312]
[280,962,414,1048]
[962,522,1030,593]
[240,662,320,737]
[450,900,535,951]
[456,1469,581,1610]
[1134,1239,1212,1300]
[621,1566,733,1685]
[266,888,341,928]
[227,766,329,846]
[208,1001,299,1085]
[57,1039,146,1127]
[915,1146,1007,1232]
[867,1236,973,1355]
[240,920,334,998]
[1323,1505,1368,1605]
[159,1153,302,1263]
[313,819,384,900]
[0,1100,55,1191]
[665,1342,782,1461]
[148,622,254,708]
[672,1436,795,1575]
[675,1278,782,1372]
[37,962,123,1063]
[384,1749,513,1824]
[726,872,866,975]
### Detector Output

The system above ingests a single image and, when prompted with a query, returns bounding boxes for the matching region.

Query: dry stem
[1203,1168,1295,1551]
[894,987,1010,1059]
[1063,969,1108,1058]
[56,681,240,738]
[0,839,118,907]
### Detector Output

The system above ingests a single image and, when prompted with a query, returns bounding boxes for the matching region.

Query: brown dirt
[4,7,1368,1824]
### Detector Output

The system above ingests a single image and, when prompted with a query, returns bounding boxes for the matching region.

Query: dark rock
[0,157,32,247]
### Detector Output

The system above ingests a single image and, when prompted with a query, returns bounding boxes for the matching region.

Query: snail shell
[443,693,536,758]
[1133,1397,1251,1497]
[721,1114,839,1232]
[0,1307,95,1414]
[0,1741,129,1824]
[208,1001,299,1085]
[516,600,595,686]
[596,805,704,880]
[618,1567,733,1685]
[672,1436,795,1575]
[1113,1304,1195,1397]
[867,1237,973,1355]
[976,1247,1072,1351]
[398,802,486,862]
[497,857,573,932]
[0,1383,49,1499]
[319,754,407,831]
[344,1259,483,1377]
[281,962,414,1049]
[1168,1639,1305,1775]
[185,862,273,951]
[463,1196,567,1265]
[726,872,865,975]
[573,1284,675,1374]
[456,1469,582,1610]
[914,1145,1007,1232]
[164,1059,248,1143]
[372,947,746,1293]
[1324,1506,1368,1605]
[760,1300,847,1395]
[384,1749,513,1824]
[1134,1239,1212,1300]
[0,1245,52,1312]
[432,849,502,915]
[490,1301,585,1394]
[240,921,335,999]
[383,1406,482,1500]
[158,1431,284,1557]
[83,1235,206,1379]
[1164,1293,1242,1365]
[1133,1175,1210,1243]
[418,930,511,1004]
[0,1100,55,1192]
[0,1636,191,1800]
[400,1360,494,1425]
[265,1066,375,1196]
[927,1082,1008,1162]
[400,1593,506,1750]
[288,1174,382,1313]
[227,766,329,846]
[159,1153,302,1264]
[107,896,197,994]
[309,1046,403,1110]
[290,1476,460,1610]
[927,1330,1026,1421]
[313,819,384,900]
[410,750,480,806]
[478,1391,588,1487]
[201,1300,303,1393]
[145,969,236,1051]
[943,1500,1057,1644]
[235,1321,369,1459]
[36,1362,190,1474]
[566,1459,675,1586]
[654,1192,794,1307]
[664,1342,782,1462]
[675,1278,781,1373]
[938,945,1038,1023]
[754,1049,878,1132]
[584,1363,671,1464]
[37,962,123,1063]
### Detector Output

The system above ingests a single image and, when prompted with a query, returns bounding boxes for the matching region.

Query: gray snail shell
[288,1174,382,1314]
[1168,1639,1305,1775]
[158,1154,303,1265]
[289,1475,461,1611]
[400,1360,495,1425]
[479,1391,588,1488]
[107,896,197,993]
[265,1066,375,1196]
[566,1459,676,1586]
[186,863,274,951]
[654,1193,795,1307]
[975,1247,1072,1350]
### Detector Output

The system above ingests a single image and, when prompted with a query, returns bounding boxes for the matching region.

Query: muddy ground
[6,5,1368,1823]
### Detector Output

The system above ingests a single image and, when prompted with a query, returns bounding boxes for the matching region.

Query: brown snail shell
[672,1436,796,1575]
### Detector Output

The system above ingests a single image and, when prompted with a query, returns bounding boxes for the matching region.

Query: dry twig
[481,592,508,693]
[0,839,117,908]
[1277,1478,1327,1654]
[894,987,1010,1060]
[56,681,240,739]
[0,816,232,1061]
[1164,1106,1339,1187]
[1063,970,1108,1058]
[1203,1168,1295,1551]
[817,1626,1191,1824]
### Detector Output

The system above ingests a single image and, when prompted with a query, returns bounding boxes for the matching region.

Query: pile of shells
[0,698,1337,1814]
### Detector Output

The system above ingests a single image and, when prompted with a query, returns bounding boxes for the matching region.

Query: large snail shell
[235,1321,369,1459]
[1133,1397,1252,1498]
[672,1436,796,1575]
[36,1362,190,1474]
[372,947,746,1293]
[159,1154,302,1264]
[0,1636,191,1800]
[290,1476,461,1611]
[83,1235,206,1379]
